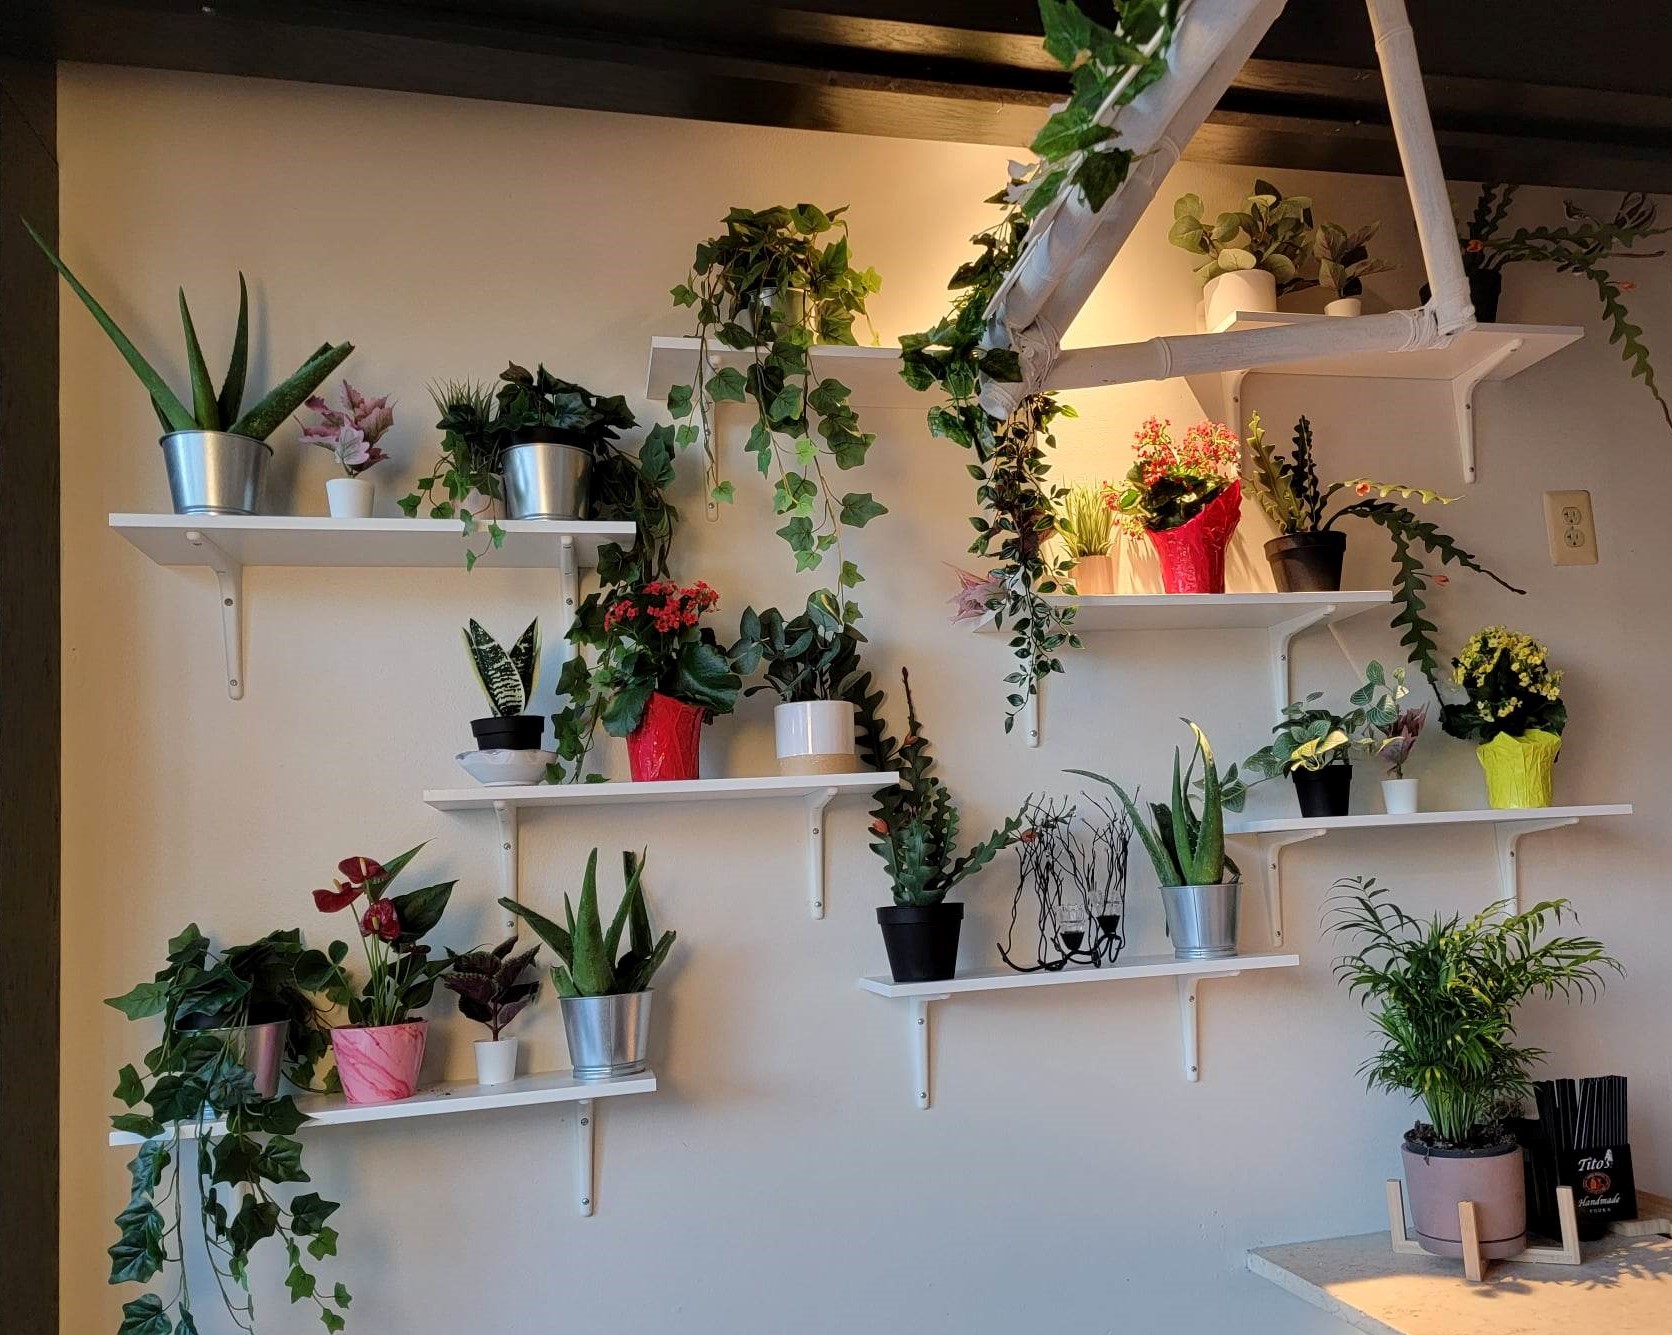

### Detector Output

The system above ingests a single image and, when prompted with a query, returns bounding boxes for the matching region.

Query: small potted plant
[1330,878,1619,1261]
[1051,481,1119,595]
[1073,721,1240,960]
[502,849,675,1080]
[1169,181,1318,328]
[300,380,394,517]
[400,380,506,569]
[1314,220,1396,316]
[1376,703,1428,814]
[459,617,548,784]
[740,589,869,776]
[1441,626,1567,809]
[301,846,455,1104]
[859,669,1023,982]
[494,362,636,520]
[27,224,353,516]
[444,935,541,1087]
[1113,417,1242,594]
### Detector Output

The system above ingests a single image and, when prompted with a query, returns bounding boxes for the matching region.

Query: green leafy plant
[26,221,353,442]
[1315,220,1396,298]
[740,589,868,705]
[1329,877,1620,1148]
[492,362,635,447]
[1440,625,1566,743]
[669,204,884,608]
[443,936,540,1040]
[856,668,1023,906]
[1461,184,1671,429]
[1071,720,1234,888]
[501,849,676,997]
[1234,662,1409,798]
[1052,481,1116,560]
[1243,413,1524,688]
[105,925,350,1335]
[1169,180,1319,294]
[463,617,540,718]
[399,380,506,569]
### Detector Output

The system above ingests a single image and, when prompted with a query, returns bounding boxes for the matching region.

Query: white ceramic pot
[1325,296,1363,317]
[473,1037,519,1087]
[1382,777,1419,815]
[326,476,375,518]
[1202,268,1277,330]
[774,700,858,776]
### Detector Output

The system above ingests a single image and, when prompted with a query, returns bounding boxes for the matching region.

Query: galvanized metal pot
[502,431,591,520]
[561,991,652,1080]
[207,1018,288,1100]
[1160,881,1241,960]
[160,430,271,515]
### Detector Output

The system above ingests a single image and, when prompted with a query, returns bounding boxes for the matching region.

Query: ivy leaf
[333,1283,352,1308]
[839,560,864,589]
[745,420,773,475]
[710,481,735,504]
[104,981,169,1020]
[109,1203,165,1284]
[289,1192,340,1237]
[111,1112,162,1140]
[706,367,747,403]
[307,1225,340,1260]
[794,435,817,466]
[1073,146,1132,213]
[666,383,693,419]
[977,348,1023,382]
[1031,107,1114,162]
[227,1197,280,1255]
[767,384,804,423]
[116,1296,172,1335]
[838,493,888,528]
[322,1311,346,1334]
[807,378,851,415]
[114,1064,145,1107]
[1038,0,1095,69]
[286,1263,317,1303]
[257,1135,310,1184]
[776,516,814,553]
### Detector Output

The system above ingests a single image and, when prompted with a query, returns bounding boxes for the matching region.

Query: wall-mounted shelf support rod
[1494,815,1579,907]
[185,529,245,700]
[805,787,839,919]
[1452,336,1522,483]
[575,1099,596,1216]
[1179,970,1239,1082]
[493,799,520,932]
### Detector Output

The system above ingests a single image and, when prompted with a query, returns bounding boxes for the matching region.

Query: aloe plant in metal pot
[1329,878,1620,1261]
[26,221,353,517]
[460,617,545,776]
[501,849,676,1080]
[740,588,869,776]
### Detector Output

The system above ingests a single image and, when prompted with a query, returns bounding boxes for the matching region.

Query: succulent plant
[443,936,540,1040]
[464,618,540,718]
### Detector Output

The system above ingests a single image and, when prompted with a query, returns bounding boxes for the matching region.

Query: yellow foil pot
[1476,728,1562,809]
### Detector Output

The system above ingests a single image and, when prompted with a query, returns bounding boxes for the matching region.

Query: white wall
[59,65,1670,1335]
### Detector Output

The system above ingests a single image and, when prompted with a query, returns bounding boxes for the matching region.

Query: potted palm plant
[27,223,353,516]
[444,935,541,1087]
[493,362,636,520]
[1329,879,1620,1261]
[502,849,675,1080]
[1052,481,1119,594]
[1072,721,1240,960]
[1441,626,1567,809]
[1113,417,1242,594]
[740,590,869,775]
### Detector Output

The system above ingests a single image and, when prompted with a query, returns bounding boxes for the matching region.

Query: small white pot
[1202,268,1277,330]
[325,476,375,518]
[1325,296,1363,317]
[1382,777,1419,815]
[774,700,858,776]
[473,1037,519,1087]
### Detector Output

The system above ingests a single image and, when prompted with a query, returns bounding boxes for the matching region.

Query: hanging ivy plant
[668,204,884,623]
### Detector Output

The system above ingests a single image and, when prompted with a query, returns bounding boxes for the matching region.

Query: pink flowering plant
[1113,416,1240,535]
[297,845,455,1031]
[299,381,394,477]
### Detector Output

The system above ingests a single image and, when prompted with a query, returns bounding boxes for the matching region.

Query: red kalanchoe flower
[338,856,386,886]
[313,880,362,913]
[360,898,400,942]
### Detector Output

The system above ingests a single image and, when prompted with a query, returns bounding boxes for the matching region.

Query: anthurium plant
[1440,626,1566,743]
[105,925,350,1335]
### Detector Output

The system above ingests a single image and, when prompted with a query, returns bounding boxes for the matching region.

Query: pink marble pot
[330,1021,428,1104]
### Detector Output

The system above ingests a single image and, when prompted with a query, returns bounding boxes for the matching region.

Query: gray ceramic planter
[1402,1139,1527,1259]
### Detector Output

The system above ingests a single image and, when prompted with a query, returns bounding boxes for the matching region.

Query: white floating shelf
[108,1068,655,1216]
[1225,804,1633,947]
[111,514,635,701]
[425,772,897,923]
[646,336,916,409]
[859,950,1300,1106]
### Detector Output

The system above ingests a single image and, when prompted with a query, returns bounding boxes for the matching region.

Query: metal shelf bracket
[575,1099,596,1216]
[805,787,840,919]
[1494,815,1579,906]
[185,529,245,699]
[909,994,950,1110]
[493,800,520,933]
[1178,970,1239,1083]
[1452,338,1522,483]
[1227,829,1327,947]
[1267,606,1336,715]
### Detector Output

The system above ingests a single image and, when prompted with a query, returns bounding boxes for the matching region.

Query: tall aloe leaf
[1167,747,1197,884]
[508,619,541,705]
[230,339,354,441]
[1187,721,1225,884]
[179,289,222,431]
[463,619,525,716]
[1067,769,1178,885]
[498,897,572,966]
[623,851,651,957]
[568,849,616,997]
[24,218,196,432]
[217,273,250,426]
[622,929,676,993]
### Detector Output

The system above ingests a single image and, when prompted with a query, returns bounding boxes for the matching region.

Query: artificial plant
[1051,481,1117,561]
[1233,661,1408,794]
[399,380,506,569]
[1243,413,1524,688]
[27,222,353,443]
[106,925,350,1335]
[299,382,393,478]
[668,203,884,611]
[740,588,868,705]
[501,849,676,997]
[1314,220,1396,299]
[1112,416,1240,534]
[1439,625,1566,743]
[443,936,541,1041]
[492,362,636,447]
[1169,180,1319,295]
[1329,877,1619,1148]
[463,618,540,719]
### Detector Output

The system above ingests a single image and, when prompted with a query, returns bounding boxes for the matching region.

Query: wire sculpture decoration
[999,790,1131,973]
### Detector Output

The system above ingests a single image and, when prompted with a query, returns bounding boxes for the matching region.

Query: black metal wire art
[999,791,1131,972]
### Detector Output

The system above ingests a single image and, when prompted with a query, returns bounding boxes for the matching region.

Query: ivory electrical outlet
[1543,490,1598,565]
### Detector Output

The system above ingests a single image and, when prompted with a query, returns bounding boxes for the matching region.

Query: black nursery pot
[1420,268,1501,323]
[1264,531,1346,593]
[470,714,545,751]
[877,902,964,983]
[1292,765,1352,818]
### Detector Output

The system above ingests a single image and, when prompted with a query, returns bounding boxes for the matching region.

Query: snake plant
[25,219,352,441]
[463,618,540,717]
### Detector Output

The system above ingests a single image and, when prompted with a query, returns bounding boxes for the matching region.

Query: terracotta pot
[1264,531,1345,593]
[330,1021,427,1104]
[1477,729,1561,809]
[1069,553,1117,595]
[1402,1139,1527,1260]
[626,692,704,782]
[1146,481,1242,594]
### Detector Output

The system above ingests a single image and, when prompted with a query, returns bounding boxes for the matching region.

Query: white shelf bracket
[1224,367,1251,431]
[1493,816,1578,907]
[1177,971,1238,1083]
[1228,829,1326,947]
[1022,687,1041,749]
[185,529,245,699]
[1451,338,1521,483]
[493,800,520,933]
[556,534,579,644]
[574,1098,596,1216]
[1267,606,1335,714]
[908,994,949,1110]
[805,787,838,919]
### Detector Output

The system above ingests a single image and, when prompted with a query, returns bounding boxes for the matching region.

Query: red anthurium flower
[338,856,386,886]
[360,899,400,942]
[313,880,362,913]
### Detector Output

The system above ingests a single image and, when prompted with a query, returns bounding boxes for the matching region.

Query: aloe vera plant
[464,618,540,717]
[500,849,675,997]
[24,219,352,441]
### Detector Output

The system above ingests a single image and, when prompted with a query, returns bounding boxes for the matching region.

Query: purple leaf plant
[300,380,395,476]
[442,935,540,1040]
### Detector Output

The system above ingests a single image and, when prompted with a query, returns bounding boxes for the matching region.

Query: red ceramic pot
[626,692,704,782]
[1145,479,1243,594]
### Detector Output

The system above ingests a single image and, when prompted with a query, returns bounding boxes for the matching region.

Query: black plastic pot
[1264,531,1346,593]
[1293,765,1352,818]
[471,714,545,750]
[511,424,592,450]
[1420,267,1501,323]
[877,902,964,983]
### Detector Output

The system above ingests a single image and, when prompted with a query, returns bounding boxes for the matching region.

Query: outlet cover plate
[1544,489,1598,565]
